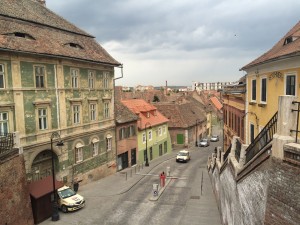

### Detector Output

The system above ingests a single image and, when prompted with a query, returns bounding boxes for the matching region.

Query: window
[286,74,296,96]
[164,141,167,154]
[163,125,166,134]
[73,105,80,124]
[90,104,96,121]
[158,127,162,136]
[159,144,163,156]
[0,64,5,89]
[261,77,267,103]
[71,68,79,88]
[88,71,95,89]
[104,102,110,118]
[75,147,83,163]
[103,72,109,88]
[250,123,255,143]
[106,136,112,151]
[251,79,256,101]
[129,125,136,136]
[35,66,45,88]
[38,108,47,130]
[119,127,126,140]
[92,142,99,156]
[0,112,8,135]
[148,130,152,141]
[142,132,146,143]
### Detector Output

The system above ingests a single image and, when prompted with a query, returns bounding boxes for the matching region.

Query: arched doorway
[30,150,59,181]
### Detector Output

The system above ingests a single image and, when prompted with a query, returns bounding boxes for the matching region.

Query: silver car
[199,138,210,147]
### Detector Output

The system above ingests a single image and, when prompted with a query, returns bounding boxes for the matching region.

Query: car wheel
[62,205,68,213]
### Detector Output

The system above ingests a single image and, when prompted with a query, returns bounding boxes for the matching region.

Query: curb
[149,177,172,201]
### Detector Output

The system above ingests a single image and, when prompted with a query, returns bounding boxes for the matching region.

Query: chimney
[36,0,46,6]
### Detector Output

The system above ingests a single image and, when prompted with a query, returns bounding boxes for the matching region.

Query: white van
[57,185,85,213]
[176,150,191,163]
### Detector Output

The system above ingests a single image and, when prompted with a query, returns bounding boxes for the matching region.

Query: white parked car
[176,150,191,163]
[210,135,219,142]
[57,185,85,213]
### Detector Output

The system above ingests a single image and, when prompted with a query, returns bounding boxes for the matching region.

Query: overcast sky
[47,0,299,87]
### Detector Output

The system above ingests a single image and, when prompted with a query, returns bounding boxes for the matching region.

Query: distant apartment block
[192,81,234,92]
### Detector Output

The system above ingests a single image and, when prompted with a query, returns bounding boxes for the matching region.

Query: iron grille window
[286,75,296,96]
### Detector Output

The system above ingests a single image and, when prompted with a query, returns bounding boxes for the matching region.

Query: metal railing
[290,101,300,143]
[245,111,278,164]
[223,144,231,162]
[0,133,14,155]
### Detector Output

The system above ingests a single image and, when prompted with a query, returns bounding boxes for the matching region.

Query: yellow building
[241,21,300,144]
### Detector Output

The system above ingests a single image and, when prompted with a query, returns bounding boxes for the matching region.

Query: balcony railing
[245,111,278,164]
[0,133,14,155]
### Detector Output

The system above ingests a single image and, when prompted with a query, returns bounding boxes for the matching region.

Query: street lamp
[195,119,200,147]
[145,122,151,167]
[50,132,64,221]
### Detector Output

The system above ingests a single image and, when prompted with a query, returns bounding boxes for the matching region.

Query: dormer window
[147,112,150,118]
[64,42,84,49]
[5,32,35,40]
[284,36,298,45]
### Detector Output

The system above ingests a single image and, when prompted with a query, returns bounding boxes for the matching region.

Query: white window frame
[148,130,152,141]
[88,70,95,89]
[73,105,81,124]
[163,125,166,134]
[158,127,162,136]
[0,64,5,89]
[285,73,297,96]
[92,142,99,156]
[71,68,79,88]
[106,136,112,151]
[142,132,146,143]
[260,77,267,104]
[104,102,110,119]
[75,147,83,163]
[34,65,46,88]
[38,108,48,130]
[103,72,109,89]
[89,103,96,121]
[0,112,9,135]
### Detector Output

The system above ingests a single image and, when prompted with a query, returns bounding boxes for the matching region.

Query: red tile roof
[0,0,120,66]
[242,20,300,70]
[121,99,168,130]
[29,176,64,199]
[210,96,222,111]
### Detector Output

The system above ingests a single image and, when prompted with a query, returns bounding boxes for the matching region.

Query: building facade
[0,0,121,186]
[115,101,139,171]
[121,99,172,164]
[241,21,300,144]
[222,77,246,150]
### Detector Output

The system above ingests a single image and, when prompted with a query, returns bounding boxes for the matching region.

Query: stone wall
[264,158,300,225]
[209,156,300,225]
[0,154,34,225]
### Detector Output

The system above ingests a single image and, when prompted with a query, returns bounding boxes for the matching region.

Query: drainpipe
[113,64,124,170]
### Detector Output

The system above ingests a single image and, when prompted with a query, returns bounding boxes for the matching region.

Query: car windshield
[201,139,208,142]
[212,135,218,138]
[178,152,188,156]
[58,188,76,199]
